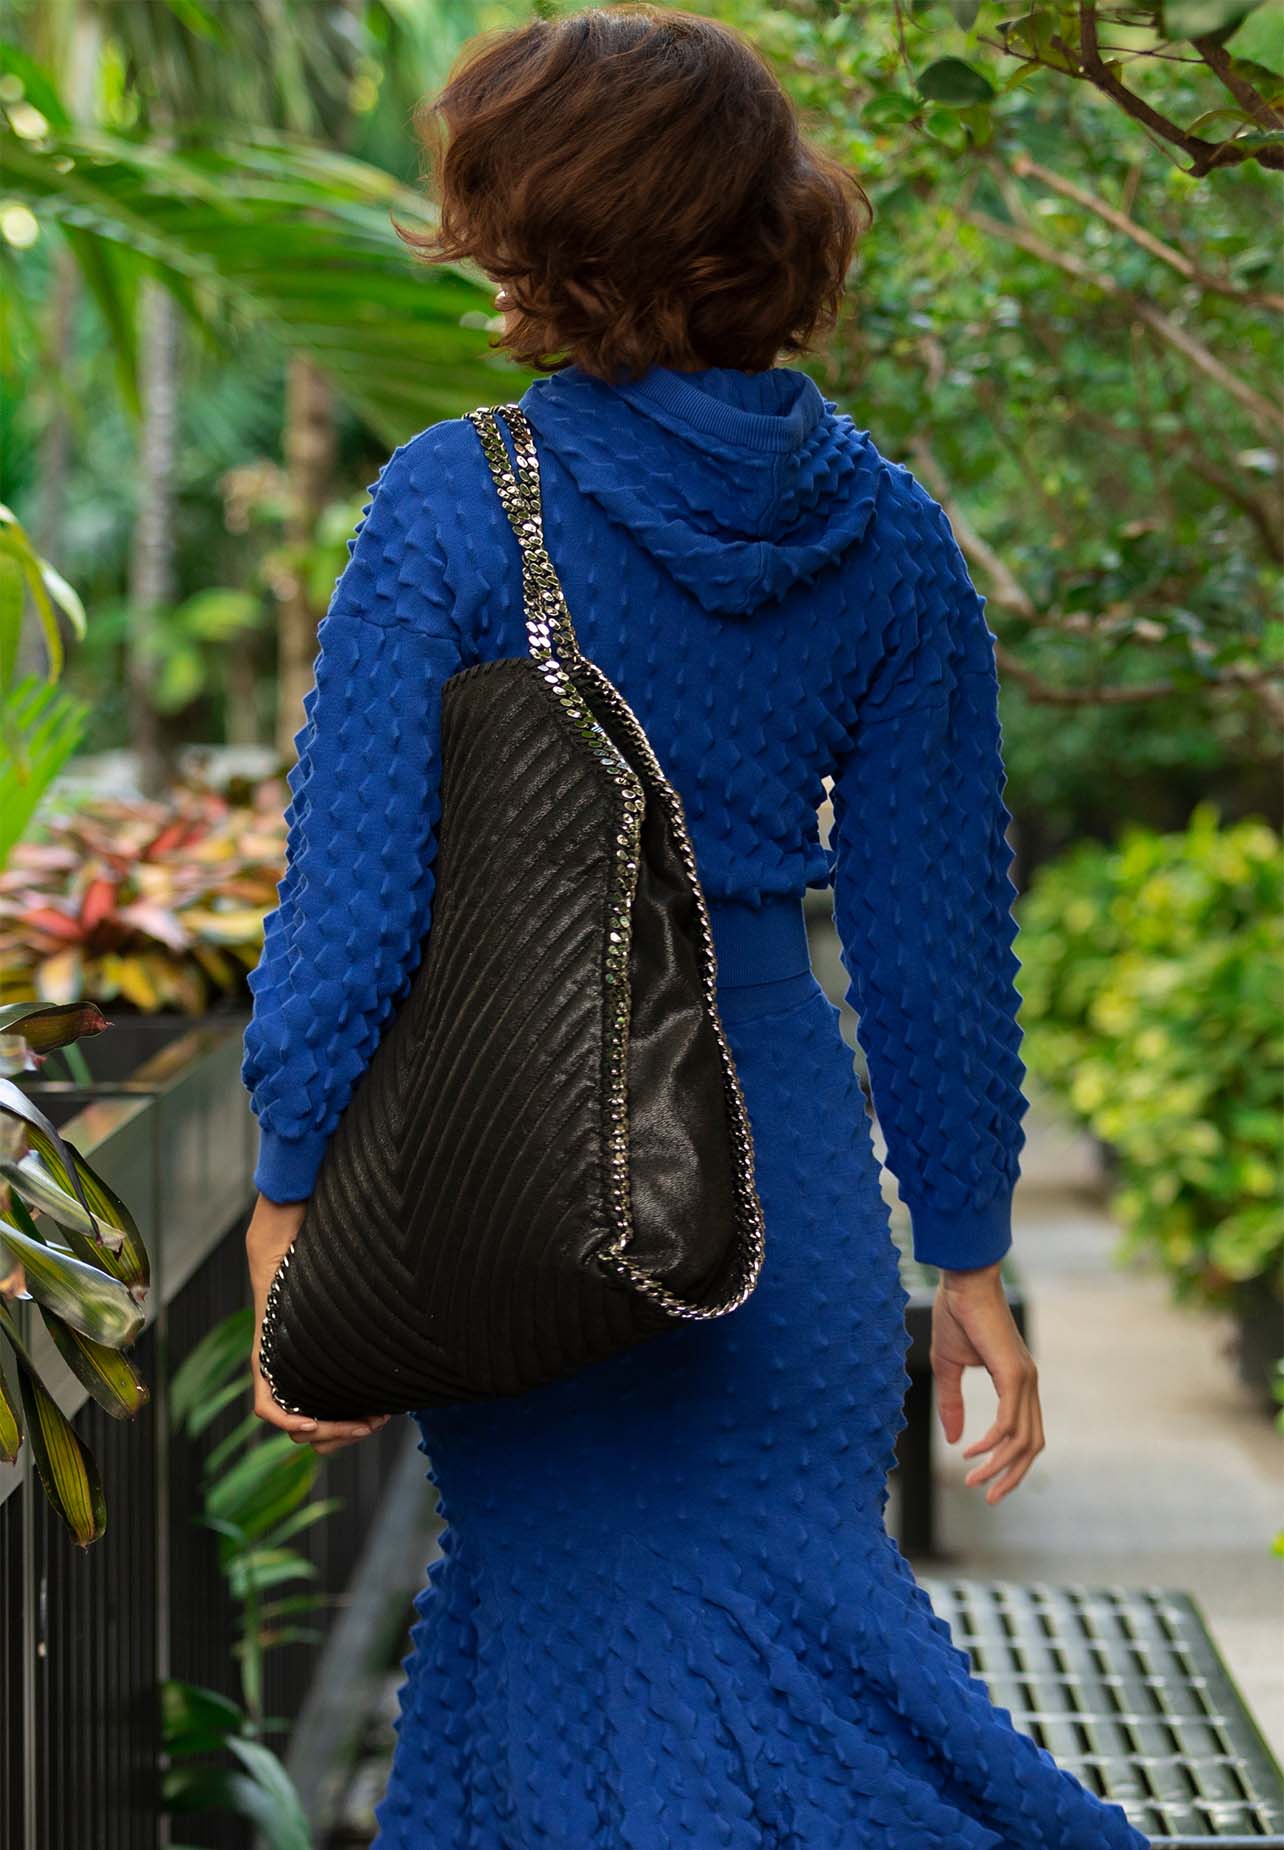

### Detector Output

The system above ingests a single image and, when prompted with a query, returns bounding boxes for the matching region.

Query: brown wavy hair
[394,4,871,381]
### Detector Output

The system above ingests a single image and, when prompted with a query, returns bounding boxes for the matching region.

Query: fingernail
[296,1419,318,1431]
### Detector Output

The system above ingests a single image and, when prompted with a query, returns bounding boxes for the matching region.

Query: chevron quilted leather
[257,410,763,1422]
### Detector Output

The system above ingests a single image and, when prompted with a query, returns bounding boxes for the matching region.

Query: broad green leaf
[0,554,22,695]
[159,1679,244,1757]
[205,1434,314,1539]
[0,1357,22,1462]
[15,1359,106,1547]
[915,55,996,104]
[259,1495,343,1552]
[258,1591,331,1623]
[225,1546,317,1602]
[0,1219,144,1347]
[37,1303,150,1419]
[997,10,1081,69]
[0,678,88,874]
[1164,0,1262,39]
[20,1119,151,1291]
[162,1763,309,1849]
[204,1409,261,1480]
[173,587,259,640]
[1,1154,127,1254]
[0,510,66,678]
[0,44,71,131]
[861,92,922,131]
[179,1374,243,1440]
[249,1624,323,1651]
[0,1298,36,1368]
[175,1326,242,1401]
[1224,0,1284,71]
[0,1077,104,1241]
[225,1737,311,1850]
[4,1168,135,1290]
[36,557,86,641]
[156,0,231,44]
[0,1000,111,1050]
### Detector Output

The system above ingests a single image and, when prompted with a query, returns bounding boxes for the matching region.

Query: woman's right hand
[247,1194,391,1454]
[931,1260,1045,1504]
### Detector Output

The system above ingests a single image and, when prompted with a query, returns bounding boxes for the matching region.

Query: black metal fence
[0,1021,412,1850]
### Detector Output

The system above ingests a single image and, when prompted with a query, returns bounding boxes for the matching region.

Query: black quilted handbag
[257,403,766,1421]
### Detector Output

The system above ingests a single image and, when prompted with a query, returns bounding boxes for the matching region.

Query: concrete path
[887,1090,1283,1760]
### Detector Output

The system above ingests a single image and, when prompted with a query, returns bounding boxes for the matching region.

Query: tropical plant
[3,10,514,771]
[0,998,151,1547]
[1015,804,1283,1304]
[0,505,89,872]
[162,1304,344,1848]
[0,783,288,1011]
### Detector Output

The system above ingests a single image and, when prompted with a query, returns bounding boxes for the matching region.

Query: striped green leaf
[37,1303,151,1420]
[15,1356,106,1547]
[0,1218,144,1348]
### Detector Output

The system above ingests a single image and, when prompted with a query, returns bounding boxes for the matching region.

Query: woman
[242,9,1150,1846]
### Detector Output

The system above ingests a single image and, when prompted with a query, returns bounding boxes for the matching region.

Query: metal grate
[920,1579,1284,1845]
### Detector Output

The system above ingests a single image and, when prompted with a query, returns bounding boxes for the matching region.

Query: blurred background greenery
[3,0,1281,1424]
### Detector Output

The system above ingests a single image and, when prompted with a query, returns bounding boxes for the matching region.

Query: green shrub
[1016,804,1283,1306]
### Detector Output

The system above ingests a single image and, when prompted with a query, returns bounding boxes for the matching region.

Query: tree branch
[904,438,1284,723]
[961,208,1284,441]
[905,437,1036,620]
[1007,152,1284,314]
[1193,32,1284,134]
[1022,4,1284,175]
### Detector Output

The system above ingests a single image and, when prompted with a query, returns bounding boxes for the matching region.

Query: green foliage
[136,588,261,716]
[1016,805,1283,1301]
[0,509,89,873]
[0,1000,150,1547]
[2,117,518,445]
[712,0,1282,837]
[163,1303,341,1841]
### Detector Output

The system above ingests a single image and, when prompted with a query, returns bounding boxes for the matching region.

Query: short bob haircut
[395,4,872,382]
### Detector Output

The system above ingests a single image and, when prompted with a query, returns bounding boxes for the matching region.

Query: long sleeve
[826,484,1029,1271]
[241,436,466,1203]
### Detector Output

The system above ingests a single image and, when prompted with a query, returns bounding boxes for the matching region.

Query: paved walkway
[889,1090,1283,1759]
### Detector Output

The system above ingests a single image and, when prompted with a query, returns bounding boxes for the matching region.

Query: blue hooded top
[241,361,1029,1270]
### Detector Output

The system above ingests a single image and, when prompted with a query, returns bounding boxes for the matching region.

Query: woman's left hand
[246,1194,392,1455]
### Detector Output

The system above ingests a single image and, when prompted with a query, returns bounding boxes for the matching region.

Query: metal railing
[1,1021,412,1850]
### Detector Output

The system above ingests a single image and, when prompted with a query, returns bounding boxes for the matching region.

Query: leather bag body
[257,405,765,1421]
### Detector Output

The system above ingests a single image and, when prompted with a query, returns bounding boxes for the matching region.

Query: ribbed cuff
[253,1125,329,1204]
[908,1188,1014,1272]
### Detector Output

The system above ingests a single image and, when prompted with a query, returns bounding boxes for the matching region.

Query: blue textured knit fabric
[242,361,1030,1271]
[244,364,1154,1848]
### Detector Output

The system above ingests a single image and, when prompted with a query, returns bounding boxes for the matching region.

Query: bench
[891,1223,1030,1556]
[919,1579,1284,1845]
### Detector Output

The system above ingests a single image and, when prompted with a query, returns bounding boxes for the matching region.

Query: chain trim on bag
[468,404,765,1321]
[258,403,768,1419]
[259,1248,302,1413]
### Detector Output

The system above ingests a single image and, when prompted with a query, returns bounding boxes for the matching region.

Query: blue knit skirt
[370,897,1150,1848]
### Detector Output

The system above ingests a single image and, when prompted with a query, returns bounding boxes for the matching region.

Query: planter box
[24,1014,255,1307]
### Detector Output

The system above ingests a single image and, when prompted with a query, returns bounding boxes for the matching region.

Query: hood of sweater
[517,361,882,617]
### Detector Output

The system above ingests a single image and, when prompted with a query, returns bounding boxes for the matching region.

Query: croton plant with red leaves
[0,783,288,1014]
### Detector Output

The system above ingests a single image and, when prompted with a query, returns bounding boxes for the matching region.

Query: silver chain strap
[466,403,766,1323]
